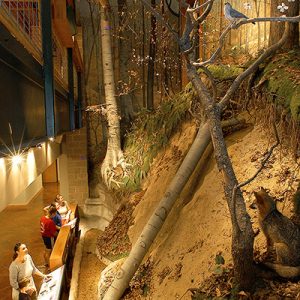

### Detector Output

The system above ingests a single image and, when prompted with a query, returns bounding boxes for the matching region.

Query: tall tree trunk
[99,0,123,185]
[146,0,157,110]
[118,0,134,124]
[269,0,299,48]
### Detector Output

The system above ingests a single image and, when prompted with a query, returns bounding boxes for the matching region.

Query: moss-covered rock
[258,50,300,120]
[207,65,244,80]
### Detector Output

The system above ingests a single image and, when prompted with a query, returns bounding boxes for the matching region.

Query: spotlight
[12,155,23,166]
[36,143,42,149]
[49,137,55,142]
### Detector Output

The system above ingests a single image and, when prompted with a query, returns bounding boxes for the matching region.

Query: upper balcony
[0,0,83,154]
[0,0,83,89]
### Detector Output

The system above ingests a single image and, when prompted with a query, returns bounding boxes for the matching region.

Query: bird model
[224,2,255,24]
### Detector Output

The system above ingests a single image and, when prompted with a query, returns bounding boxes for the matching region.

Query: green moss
[106,251,129,262]
[258,50,300,120]
[290,87,300,120]
[207,65,244,80]
[120,92,191,192]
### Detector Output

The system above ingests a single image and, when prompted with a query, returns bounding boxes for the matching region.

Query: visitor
[43,203,62,232]
[40,205,57,267]
[9,243,48,300]
[55,194,71,225]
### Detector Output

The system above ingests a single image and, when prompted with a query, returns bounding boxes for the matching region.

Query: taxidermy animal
[254,188,300,278]
[224,2,255,24]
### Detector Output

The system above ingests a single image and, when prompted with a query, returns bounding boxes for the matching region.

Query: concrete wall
[0,141,61,212]
[60,127,88,206]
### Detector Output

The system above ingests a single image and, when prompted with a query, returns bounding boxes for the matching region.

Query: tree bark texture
[186,62,255,290]
[100,3,123,183]
[118,0,135,123]
[269,0,299,48]
[146,0,157,110]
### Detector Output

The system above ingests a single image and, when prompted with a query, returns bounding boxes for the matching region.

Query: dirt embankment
[127,119,300,299]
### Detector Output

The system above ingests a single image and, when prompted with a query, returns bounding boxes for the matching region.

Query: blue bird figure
[224,2,255,24]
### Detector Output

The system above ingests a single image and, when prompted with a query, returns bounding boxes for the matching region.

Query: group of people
[9,194,71,300]
[41,194,71,267]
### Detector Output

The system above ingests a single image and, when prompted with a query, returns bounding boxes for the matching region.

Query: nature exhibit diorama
[3,0,300,299]
[75,0,300,298]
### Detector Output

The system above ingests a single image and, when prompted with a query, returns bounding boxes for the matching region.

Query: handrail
[0,0,42,62]
[0,0,69,88]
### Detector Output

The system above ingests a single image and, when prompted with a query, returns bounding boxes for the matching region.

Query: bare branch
[195,0,215,23]
[238,121,280,190]
[192,15,300,68]
[231,121,280,231]
[181,0,215,54]
[187,0,213,14]
[198,66,217,101]
[233,15,300,27]
[192,24,231,67]
[166,0,179,18]
[219,23,290,111]
[140,0,179,41]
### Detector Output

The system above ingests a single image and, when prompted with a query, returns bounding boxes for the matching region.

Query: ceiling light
[12,155,23,166]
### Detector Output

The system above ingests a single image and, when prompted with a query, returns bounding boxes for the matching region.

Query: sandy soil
[77,229,106,300]
[83,118,300,299]
[128,120,300,299]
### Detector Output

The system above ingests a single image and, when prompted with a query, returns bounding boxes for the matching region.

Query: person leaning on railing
[9,243,50,300]
[40,206,58,268]
[54,194,71,225]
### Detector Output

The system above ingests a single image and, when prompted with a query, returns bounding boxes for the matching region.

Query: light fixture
[11,154,23,166]
[36,143,42,149]
[49,137,55,142]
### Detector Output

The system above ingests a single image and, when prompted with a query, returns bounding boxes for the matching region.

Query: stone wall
[61,127,88,205]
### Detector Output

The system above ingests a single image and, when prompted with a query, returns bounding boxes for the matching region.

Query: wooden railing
[49,204,79,271]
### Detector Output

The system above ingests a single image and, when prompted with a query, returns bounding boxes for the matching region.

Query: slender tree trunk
[101,117,243,299]
[146,0,156,110]
[99,1,123,185]
[118,0,134,124]
[269,0,299,48]
[186,62,255,290]
[102,123,211,300]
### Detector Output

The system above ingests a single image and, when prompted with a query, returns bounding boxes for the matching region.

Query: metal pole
[41,0,55,137]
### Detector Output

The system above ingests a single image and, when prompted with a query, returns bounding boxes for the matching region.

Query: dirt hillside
[127,118,300,299]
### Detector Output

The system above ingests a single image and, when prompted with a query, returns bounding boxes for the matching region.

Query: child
[18,278,32,300]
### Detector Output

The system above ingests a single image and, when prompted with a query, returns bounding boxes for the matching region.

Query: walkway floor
[0,183,59,300]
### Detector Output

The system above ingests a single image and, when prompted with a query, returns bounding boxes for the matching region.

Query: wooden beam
[52,0,73,48]
[73,39,83,72]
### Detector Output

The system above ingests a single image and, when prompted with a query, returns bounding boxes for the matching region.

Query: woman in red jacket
[40,205,57,267]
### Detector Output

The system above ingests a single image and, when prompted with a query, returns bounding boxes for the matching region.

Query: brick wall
[63,127,88,205]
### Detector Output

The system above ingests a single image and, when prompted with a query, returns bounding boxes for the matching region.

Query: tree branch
[166,0,179,18]
[187,0,213,14]
[237,121,280,190]
[231,121,280,231]
[140,0,179,41]
[192,24,231,67]
[181,0,215,54]
[219,23,290,111]
[234,15,300,27]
